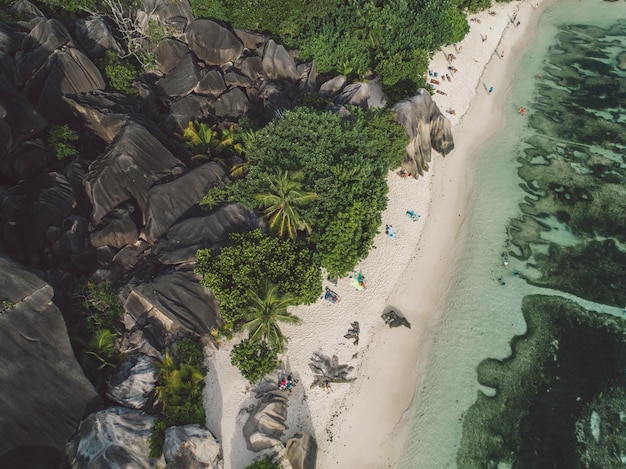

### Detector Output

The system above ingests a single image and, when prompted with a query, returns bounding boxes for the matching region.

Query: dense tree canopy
[233,106,407,277]
[196,229,322,324]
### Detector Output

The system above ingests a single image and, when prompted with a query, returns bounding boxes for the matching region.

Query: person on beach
[488,86,494,94]
[482,34,488,42]
[500,51,505,58]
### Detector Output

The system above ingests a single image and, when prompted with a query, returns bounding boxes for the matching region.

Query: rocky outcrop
[0,255,99,464]
[84,123,186,224]
[154,38,190,74]
[66,407,158,469]
[152,202,259,264]
[143,162,227,243]
[75,16,123,60]
[137,0,194,37]
[243,388,289,452]
[262,40,299,82]
[183,19,244,66]
[123,270,222,337]
[393,88,454,177]
[333,82,370,109]
[90,203,140,249]
[106,354,159,409]
[155,52,201,97]
[164,424,222,468]
[286,431,317,469]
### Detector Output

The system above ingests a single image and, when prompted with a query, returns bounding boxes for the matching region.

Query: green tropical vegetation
[149,339,207,457]
[230,339,280,384]
[245,456,282,469]
[196,229,321,325]
[97,50,140,97]
[47,124,79,160]
[253,170,317,241]
[240,283,300,352]
[65,278,125,392]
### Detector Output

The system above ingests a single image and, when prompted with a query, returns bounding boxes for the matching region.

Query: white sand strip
[204,1,551,467]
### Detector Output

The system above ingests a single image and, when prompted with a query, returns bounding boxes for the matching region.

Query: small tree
[254,170,317,241]
[230,339,279,384]
[241,283,301,353]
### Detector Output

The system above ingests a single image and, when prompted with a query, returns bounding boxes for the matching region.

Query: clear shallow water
[398,2,626,467]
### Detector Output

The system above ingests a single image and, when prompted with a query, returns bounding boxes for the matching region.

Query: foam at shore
[203,2,551,467]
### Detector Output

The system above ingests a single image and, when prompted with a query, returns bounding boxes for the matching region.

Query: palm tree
[179,121,243,164]
[253,170,317,241]
[154,351,204,411]
[240,283,301,353]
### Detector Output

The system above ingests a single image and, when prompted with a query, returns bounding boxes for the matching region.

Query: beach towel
[324,287,340,303]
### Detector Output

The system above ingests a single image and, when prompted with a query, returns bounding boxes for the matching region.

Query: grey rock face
[143,162,227,243]
[152,202,259,265]
[66,407,157,469]
[393,88,454,177]
[319,75,346,98]
[63,90,143,144]
[243,389,288,452]
[0,138,52,181]
[106,354,159,409]
[0,255,99,459]
[237,56,264,80]
[184,20,243,66]
[0,51,48,138]
[156,52,201,97]
[0,22,22,54]
[195,69,227,96]
[124,270,222,337]
[234,29,266,51]
[224,70,253,88]
[333,82,370,109]
[75,16,123,60]
[286,431,317,469]
[84,123,186,224]
[161,94,214,135]
[298,61,318,94]
[137,0,194,37]
[164,424,222,469]
[262,40,299,82]
[212,87,249,118]
[90,203,140,249]
[15,18,74,86]
[154,38,190,74]
[24,46,106,123]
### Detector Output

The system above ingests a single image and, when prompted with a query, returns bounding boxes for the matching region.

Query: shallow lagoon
[399,1,626,467]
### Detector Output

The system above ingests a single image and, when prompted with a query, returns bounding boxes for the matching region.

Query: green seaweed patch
[528,240,626,307]
[457,295,626,469]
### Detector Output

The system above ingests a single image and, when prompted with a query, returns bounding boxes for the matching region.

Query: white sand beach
[203,1,551,467]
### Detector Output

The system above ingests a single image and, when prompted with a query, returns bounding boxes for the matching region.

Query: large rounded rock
[183,20,243,66]
[0,256,99,463]
[261,39,299,82]
[286,431,317,469]
[75,16,123,60]
[123,270,222,337]
[106,354,159,409]
[143,162,227,243]
[155,52,200,97]
[195,69,226,96]
[24,46,106,123]
[84,123,186,224]
[393,88,454,177]
[212,87,249,118]
[243,389,288,452]
[66,407,158,469]
[154,38,190,74]
[164,424,222,468]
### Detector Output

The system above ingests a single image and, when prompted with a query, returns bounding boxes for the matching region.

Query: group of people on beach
[279,374,297,393]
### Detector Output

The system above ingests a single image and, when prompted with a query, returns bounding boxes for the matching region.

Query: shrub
[234,106,407,276]
[196,229,322,324]
[149,339,207,457]
[98,50,139,97]
[48,124,79,160]
[230,339,279,384]
[66,278,125,392]
[246,457,282,469]
[200,185,234,210]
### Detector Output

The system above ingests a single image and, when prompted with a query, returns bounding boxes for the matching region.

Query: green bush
[375,49,429,103]
[234,106,407,277]
[246,457,282,469]
[149,340,207,457]
[196,229,322,324]
[189,0,229,21]
[200,185,234,211]
[230,339,279,384]
[98,50,139,97]
[66,278,125,392]
[48,124,79,160]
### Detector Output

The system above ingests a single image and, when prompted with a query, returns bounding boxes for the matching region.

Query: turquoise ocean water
[398,1,626,467]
